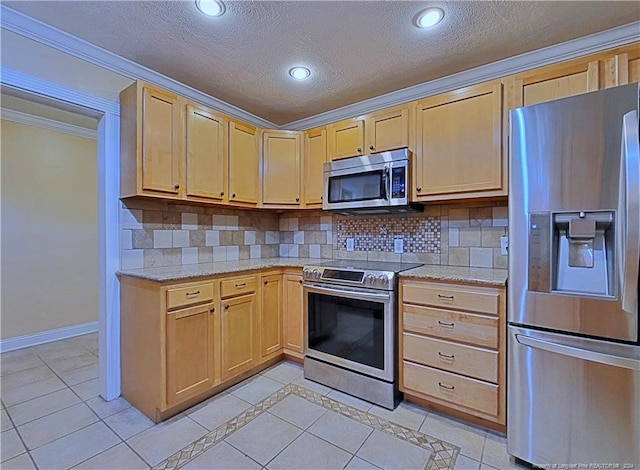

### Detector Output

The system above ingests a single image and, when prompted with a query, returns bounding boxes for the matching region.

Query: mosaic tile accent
[336,216,441,253]
[153,384,460,470]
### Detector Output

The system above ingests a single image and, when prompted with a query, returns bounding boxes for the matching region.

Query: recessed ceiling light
[416,7,444,28]
[289,67,311,80]
[196,0,225,17]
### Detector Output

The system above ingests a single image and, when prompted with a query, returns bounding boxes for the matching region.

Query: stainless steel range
[302,260,422,409]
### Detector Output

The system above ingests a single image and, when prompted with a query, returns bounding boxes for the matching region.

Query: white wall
[1,119,98,339]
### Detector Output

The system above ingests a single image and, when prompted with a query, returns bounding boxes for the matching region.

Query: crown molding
[0,5,276,129]
[1,107,98,139]
[284,21,640,130]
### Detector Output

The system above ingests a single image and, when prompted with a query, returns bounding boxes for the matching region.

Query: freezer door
[509,83,640,342]
[507,326,640,466]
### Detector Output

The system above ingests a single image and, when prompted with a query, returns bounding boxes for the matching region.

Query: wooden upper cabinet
[303,126,328,207]
[261,130,302,207]
[228,120,259,205]
[165,302,218,406]
[328,117,365,160]
[415,81,504,201]
[120,81,184,199]
[185,104,227,202]
[366,104,410,154]
[260,274,283,358]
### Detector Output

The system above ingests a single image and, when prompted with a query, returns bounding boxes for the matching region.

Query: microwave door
[325,167,390,210]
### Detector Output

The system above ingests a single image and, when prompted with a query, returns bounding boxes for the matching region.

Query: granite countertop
[400,265,507,287]
[117,258,332,283]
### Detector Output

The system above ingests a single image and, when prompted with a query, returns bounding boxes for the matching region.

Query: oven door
[323,162,390,211]
[304,282,395,381]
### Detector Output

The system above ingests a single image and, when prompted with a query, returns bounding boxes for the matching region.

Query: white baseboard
[0,321,99,353]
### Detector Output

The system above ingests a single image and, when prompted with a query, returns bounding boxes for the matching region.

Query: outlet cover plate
[346,238,355,251]
[500,236,508,255]
[394,237,404,254]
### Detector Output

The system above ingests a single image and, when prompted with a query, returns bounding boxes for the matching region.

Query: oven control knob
[365,273,376,286]
[313,269,322,279]
[303,268,310,278]
[377,274,389,286]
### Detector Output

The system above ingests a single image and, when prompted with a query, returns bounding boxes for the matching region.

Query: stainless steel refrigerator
[508,83,640,466]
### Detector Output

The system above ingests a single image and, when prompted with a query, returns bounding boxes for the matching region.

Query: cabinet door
[166,303,217,405]
[416,81,503,199]
[366,105,409,154]
[328,118,365,160]
[283,274,304,354]
[221,293,257,379]
[262,131,301,206]
[141,85,183,195]
[185,104,226,202]
[303,127,327,206]
[260,274,283,357]
[228,121,259,205]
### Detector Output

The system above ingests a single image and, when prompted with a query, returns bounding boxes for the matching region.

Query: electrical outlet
[394,237,404,254]
[346,237,355,251]
[500,236,509,255]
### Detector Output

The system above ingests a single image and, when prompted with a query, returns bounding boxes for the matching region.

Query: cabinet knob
[174,184,180,190]
[231,193,236,198]
[264,280,268,285]
[416,187,422,192]
[224,304,229,310]
[209,307,215,313]
[295,197,299,202]
[320,196,323,201]
[357,147,362,153]
[369,145,375,151]
[220,191,224,196]
[298,279,303,284]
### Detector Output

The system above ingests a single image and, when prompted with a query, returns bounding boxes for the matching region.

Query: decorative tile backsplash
[120,200,508,270]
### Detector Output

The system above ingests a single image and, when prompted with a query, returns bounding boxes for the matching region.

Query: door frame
[2,67,122,401]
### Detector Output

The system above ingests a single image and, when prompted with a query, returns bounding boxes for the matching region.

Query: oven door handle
[304,283,391,301]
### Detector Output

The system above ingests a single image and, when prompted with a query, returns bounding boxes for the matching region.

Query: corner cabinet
[303,126,328,208]
[261,130,302,208]
[120,81,184,199]
[399,279,506,428]
[414,80,505,201]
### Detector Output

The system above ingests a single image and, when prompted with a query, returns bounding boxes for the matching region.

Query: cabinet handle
[295,198,299,202]
[174,184,180,190]
[438,382,455,391]
[235,283,246,288]
[438,320,455,328]
[357,147,362,153]
[369,145,375,151]
[416,186,422,192]
[232,193,236,198]
[320,196,323,201]
[298,279,303,284]
[220,191,224,196]
[209,307,215,313]
[438,352,455,359]
[264,280,268,285]
[185,290,200,296]
[224,304,229,310]
[438,294,454,301]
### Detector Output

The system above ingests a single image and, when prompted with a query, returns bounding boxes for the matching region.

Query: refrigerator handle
[618,110,640,315]
[515,334,640,371]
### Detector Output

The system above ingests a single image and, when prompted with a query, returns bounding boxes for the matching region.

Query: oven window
[307,292,385,370]
[328,170,383,203]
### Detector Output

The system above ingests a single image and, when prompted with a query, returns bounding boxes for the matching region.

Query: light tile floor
[0,334,525,470]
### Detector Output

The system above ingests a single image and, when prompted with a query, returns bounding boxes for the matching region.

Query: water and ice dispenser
[528,211,615,297]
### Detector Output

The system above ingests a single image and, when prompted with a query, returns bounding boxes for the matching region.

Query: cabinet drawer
[221,276,257,298]
[403,333,498,382]
[403,304,498,348]
[403,361,498,416]
[166,283,214,310]
[403,282,498,315]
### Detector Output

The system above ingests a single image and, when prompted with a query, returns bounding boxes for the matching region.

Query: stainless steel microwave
[322,148,422,215]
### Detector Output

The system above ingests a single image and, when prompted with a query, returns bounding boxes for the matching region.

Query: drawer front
[221,275,257,298]
[403,361,498,416]
[166,283,214,310]
[403,333,498,382]
[403,304,498,348]
[402,282,498,315]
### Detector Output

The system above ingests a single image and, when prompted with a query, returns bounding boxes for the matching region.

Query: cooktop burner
[315,259,423,273]
[302,260,423,290]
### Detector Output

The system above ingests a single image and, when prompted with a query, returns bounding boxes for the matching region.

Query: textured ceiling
[5,1,639,125]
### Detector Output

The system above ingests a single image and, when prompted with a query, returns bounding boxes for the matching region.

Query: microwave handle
[382,167,390,200]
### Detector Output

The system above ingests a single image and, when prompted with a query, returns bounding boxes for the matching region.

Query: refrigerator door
[508,326,640,466]
[509,83,640,342]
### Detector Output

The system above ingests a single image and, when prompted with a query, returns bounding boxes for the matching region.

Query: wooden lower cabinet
[399,279,506,427]
[259,273,283,358]
[220,292,257,380]
[283,273,304,356]
[166,302,218,406]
